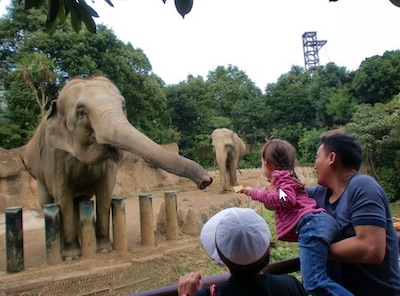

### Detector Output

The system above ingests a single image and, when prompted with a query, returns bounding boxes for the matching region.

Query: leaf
[80,0,97,33]
[80,0,99,17]
[104,0,114,7]
[66,0,83,33]
[390,0,400,7]
[174,0,193,18]
[24,0,46,9]
[58,0,69,24]
[47,0,59,23]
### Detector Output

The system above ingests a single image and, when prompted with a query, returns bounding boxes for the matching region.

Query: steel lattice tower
[302,32,327,71]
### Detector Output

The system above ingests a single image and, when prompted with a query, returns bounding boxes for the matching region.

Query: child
[240,138,353,296]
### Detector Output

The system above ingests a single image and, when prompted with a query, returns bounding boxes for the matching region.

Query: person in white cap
[177,207,308,296]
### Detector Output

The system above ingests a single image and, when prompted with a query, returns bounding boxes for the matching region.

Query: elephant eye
[76,108,87,120]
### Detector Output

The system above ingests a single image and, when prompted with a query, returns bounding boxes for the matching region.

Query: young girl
[240,138,353,296]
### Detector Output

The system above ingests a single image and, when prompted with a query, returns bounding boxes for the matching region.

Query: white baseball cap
[200,207,271,269]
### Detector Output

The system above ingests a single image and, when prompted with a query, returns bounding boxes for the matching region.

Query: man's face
[314,144,330,186]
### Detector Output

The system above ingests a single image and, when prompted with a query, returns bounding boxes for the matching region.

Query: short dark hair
[320,133,362,171]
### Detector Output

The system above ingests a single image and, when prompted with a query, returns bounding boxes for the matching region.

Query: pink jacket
[251,170,324,242]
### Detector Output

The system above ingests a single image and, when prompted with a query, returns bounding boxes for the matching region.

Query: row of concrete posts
[4,190,180,273]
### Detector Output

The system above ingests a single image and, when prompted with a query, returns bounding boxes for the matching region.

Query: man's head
[320,133,362,171]
[200,208,271,277]
[315,133,362,186]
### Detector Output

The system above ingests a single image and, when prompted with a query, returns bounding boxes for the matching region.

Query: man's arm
[329,225,386,264]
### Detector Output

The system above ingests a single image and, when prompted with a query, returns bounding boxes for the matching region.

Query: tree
[345,96,400,202]
[12,52,57,118]
[307,62,353,128]
[264,65,313,146]
[206,65,264,143]
[0,1,170,147]
[351,50,400,105]
[165,75,214,159]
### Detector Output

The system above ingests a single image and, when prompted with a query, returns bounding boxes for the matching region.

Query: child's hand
[239,187,252,196]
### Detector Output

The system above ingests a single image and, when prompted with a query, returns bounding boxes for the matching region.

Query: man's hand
[178,272,203,296]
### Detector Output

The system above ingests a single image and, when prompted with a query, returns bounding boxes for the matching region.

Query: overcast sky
[1,0,400,90]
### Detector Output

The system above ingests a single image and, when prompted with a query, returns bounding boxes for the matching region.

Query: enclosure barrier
[4,190,184,272]
[5,206,24,273]
[164,190,179,240]
[139,194,155,246]
[43,203,63,265]
[112,197,128,252]
[128,257,301,296]
[80,200,96,259]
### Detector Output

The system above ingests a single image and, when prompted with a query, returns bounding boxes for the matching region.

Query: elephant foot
[97,237,113,253]
[63,242,82,261]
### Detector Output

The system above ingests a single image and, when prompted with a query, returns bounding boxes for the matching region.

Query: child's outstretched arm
[239,186,252,196]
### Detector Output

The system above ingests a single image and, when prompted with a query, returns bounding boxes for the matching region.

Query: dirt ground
[0,169,270,296]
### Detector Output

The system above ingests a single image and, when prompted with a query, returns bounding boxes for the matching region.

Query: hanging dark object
[174,0,194,18]
[389,0,400,7]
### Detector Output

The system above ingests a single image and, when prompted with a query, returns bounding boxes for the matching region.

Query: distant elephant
[22,76,212,260]
[211,128,247,193]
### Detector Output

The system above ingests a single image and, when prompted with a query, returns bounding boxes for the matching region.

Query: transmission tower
[302,32,327,71]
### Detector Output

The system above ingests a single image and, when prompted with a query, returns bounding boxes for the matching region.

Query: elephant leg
[37,181,53,207]
[94,177,114,253]
[225,165,233,189]
[221,173,228,192]
[60,197,81,260]
[229,160,239,186]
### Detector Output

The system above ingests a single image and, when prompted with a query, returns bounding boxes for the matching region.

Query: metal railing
[129,257,300,296]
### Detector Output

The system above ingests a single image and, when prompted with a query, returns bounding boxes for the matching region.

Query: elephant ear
[46,100,76,156]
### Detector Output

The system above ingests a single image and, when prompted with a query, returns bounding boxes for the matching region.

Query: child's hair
[262,138,301,183]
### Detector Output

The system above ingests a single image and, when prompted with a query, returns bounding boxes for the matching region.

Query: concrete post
[5,206,24,273]
[44,203,63,265]
[139,194,155,246]
[164,190,179,240]
[79,200,96,258]
[112,197,127,252]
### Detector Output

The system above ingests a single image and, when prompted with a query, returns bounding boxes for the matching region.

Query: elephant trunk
[93,113,212,190]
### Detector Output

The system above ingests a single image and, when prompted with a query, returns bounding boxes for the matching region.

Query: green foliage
[345,95,400,202]
[352,50,400,105]
[297,128,326,165]
[239,143,263,169]
[0,119,28,148]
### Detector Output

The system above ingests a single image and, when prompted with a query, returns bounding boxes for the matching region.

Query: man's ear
[328,152,337,165]
[46,100,76,156]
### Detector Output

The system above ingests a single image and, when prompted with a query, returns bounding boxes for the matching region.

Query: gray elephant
[211,128,247,193]
[22,76,212,260]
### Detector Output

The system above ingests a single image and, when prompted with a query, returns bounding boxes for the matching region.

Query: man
[307,133,400,295]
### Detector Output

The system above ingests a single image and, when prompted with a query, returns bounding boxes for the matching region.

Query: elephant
[22,76,212,260]
[211,128,247,193]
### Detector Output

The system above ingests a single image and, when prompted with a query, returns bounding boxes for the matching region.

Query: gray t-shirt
[307,174,400,296]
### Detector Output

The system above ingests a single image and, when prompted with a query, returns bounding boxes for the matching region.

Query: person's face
[314,144,331,186]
